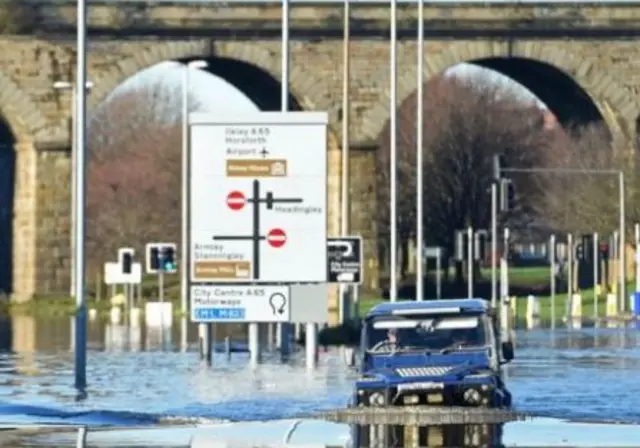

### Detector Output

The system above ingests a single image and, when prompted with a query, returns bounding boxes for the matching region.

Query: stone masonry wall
[34,148,71,296]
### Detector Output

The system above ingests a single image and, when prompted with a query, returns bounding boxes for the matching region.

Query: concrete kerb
[314,406,529,426]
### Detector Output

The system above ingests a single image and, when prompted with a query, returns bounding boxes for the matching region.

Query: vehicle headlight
[369,391,386,406]
[463,388,482,405]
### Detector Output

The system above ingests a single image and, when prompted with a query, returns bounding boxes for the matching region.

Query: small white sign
[188,112,328,284]
[424,246,442,258]
[145,302,173,328]
[190,285,290,323]
[104,262,142,285]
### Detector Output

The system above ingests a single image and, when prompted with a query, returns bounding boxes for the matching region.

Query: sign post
[549,234,556,329]
[188,111,328,367]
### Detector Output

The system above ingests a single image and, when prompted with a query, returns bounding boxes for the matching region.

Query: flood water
[0,314,638,429]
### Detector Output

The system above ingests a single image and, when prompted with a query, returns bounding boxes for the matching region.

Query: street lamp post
[415,0,424,301]
[52,80,94,299]
[496,166,626,314]
[389,0,398,302]
[181,59,208,353]
[339,0,351,323]
[73,0,89,393]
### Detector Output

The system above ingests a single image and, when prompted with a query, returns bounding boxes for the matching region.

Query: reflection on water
[0,315,638,425]
[351,424,503,448]
[9,314,253,354]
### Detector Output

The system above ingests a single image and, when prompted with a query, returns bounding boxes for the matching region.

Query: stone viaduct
[1,0,640,303]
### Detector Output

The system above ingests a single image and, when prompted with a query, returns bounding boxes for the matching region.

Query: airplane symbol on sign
[259,148,269,158]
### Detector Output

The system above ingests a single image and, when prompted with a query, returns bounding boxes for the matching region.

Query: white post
[73,0,88,393]
[389,0,398,302]
[415,0,424,301]
[490,183,498,308]
[502,228,510,299]
[436,248,442,300]
[70,95,77,298]
[339,0,351,321]
[278,0,292,356]
[182,60,208,353]
[249,322,260,369]
[53,80,93,299]
[305,322,318,369]
[593,232,599,320]
[180,317,188,353]
[550,234,556,328]
[180,64,189,324]
[467,226,473,298]
[567,233,573,319]
[619,172,626,312]
[635,224,640,294]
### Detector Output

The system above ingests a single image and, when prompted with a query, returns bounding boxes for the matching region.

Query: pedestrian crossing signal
[145,243,177,274]
[499,179,516,212]
[162,246,176,272]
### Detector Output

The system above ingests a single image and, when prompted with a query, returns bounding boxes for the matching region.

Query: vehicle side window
[484,316,499,369]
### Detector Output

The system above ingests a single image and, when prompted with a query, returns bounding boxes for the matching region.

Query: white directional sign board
[190,285,290,323]
[188,112,328,284]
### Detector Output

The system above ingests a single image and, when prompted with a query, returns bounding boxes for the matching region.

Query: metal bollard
[249,323,260,368]
[305,322,318,369]
[198,324,212,364]
[267,323,274,351]
[224,336,231,361]
[76,426,88,448]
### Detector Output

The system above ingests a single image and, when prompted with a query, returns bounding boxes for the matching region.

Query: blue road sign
[194,307,246,321]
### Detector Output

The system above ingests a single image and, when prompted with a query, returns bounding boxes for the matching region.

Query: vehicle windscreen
[365,314,487,353]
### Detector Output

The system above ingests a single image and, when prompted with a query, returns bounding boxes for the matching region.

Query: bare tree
[86,81,201,272]
[376,74,556,281]
[542,123,628,236]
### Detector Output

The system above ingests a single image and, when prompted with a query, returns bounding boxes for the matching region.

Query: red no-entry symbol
[226,191,245,211]
[267,228,287,248]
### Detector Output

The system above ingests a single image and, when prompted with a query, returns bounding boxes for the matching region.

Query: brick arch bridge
[1,0,640,300]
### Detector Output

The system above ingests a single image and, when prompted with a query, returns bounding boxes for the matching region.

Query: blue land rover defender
[349,298,514,408]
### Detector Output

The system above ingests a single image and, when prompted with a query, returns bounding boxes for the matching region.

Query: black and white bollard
[305,322,318,369]
[248,323,261,368]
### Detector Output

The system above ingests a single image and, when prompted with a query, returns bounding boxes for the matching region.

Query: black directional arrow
[269,292,287,315]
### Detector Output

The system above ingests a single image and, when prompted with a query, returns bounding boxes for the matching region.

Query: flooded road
[0,315,638,427]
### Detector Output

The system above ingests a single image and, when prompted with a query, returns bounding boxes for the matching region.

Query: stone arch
[359,41,636,145]
[89,40,335,114]
[0,72,50,142]
[0,72,53,298]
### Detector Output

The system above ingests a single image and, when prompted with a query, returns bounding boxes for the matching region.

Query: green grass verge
[482,266,550,286]
[357,282,636,325]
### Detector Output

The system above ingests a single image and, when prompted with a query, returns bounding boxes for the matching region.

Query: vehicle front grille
[395,366,453,377]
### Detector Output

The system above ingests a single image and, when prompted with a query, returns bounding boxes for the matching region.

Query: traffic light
[575,243,584,260]
[599,243,609,261]
[499,179,515,211]
[145,243,177,274]
[161,245,176,273]
[149,246,160,271]
[118,248,134,275]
